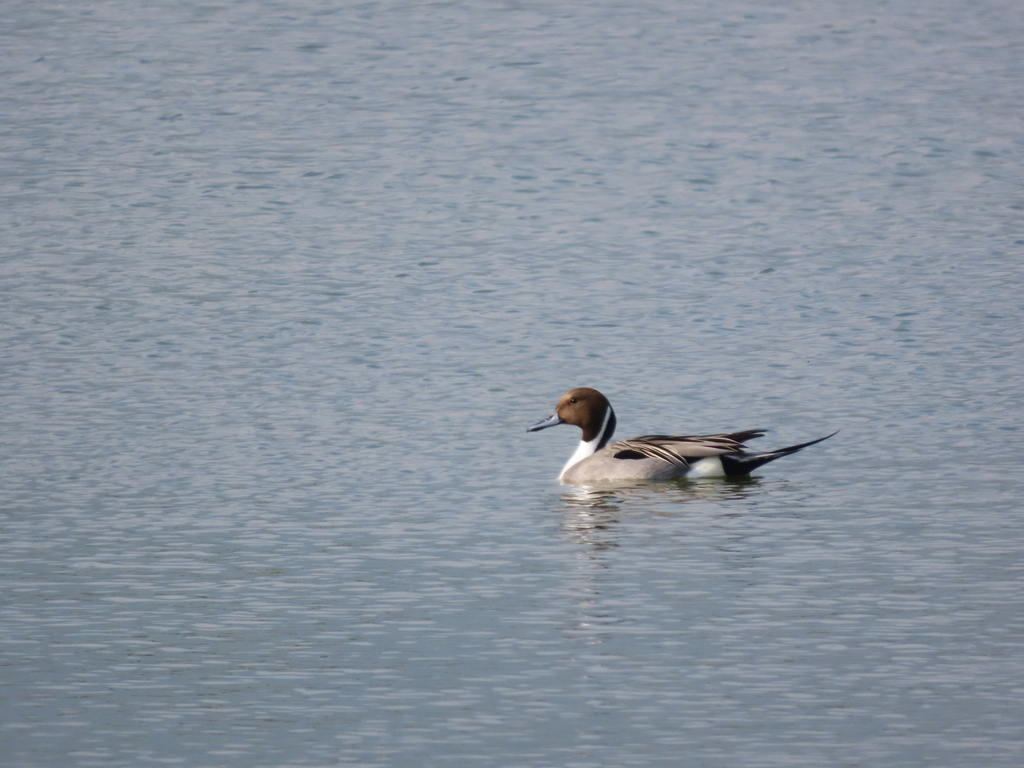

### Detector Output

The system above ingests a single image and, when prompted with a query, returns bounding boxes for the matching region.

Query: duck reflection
[559,487,623,551]
[557,478,769,646]
[558,477,765,552]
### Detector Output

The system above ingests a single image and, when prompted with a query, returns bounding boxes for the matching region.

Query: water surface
[2,1,1023,766]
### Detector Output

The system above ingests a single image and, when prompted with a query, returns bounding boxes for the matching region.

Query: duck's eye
[569,398,577,404]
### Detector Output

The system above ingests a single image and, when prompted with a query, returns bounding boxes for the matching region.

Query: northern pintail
[528,387,836,484]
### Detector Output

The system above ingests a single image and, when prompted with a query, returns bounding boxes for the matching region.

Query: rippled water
[2,0,1023,766]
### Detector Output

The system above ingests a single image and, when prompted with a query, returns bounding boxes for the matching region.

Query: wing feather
[611,430,767,468]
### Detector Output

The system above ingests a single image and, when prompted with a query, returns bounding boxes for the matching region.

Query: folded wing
[611,429,767,468]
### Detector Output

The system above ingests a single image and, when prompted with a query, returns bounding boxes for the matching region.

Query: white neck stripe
[559,406,613,480]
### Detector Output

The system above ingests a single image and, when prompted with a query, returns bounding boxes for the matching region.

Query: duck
[527,387,836,484]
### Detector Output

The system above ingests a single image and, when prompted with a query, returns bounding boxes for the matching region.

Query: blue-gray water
[2,1,1023,766]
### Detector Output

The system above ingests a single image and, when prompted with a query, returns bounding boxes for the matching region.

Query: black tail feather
[720,431,838,477]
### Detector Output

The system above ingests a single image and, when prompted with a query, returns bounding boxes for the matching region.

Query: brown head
[527,387,616,445]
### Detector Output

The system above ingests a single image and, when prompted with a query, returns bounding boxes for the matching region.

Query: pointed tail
[720,431,838,476]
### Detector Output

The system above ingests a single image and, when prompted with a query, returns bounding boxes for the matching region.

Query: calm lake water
[2,1,1023,766]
